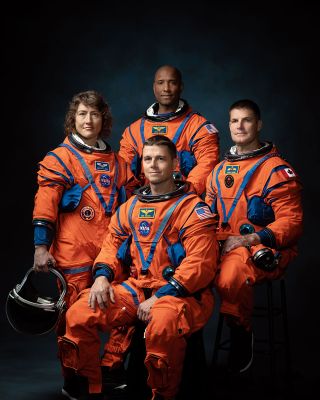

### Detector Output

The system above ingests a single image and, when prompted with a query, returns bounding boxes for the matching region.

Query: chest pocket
[167,240,186,268]
[60,183,91,212]
[247,195,275,226]
[178,150,196,177]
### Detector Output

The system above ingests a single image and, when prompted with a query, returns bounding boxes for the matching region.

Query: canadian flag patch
[280,167,296,179]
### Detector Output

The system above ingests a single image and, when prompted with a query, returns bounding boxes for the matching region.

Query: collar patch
[152,126,167,134]
[95,161,110,171]
[139,208,156,218]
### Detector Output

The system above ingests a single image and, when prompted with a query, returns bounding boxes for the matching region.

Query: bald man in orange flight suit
[58,135,218,400]
[118,64,220,196]
[205,99,303,374]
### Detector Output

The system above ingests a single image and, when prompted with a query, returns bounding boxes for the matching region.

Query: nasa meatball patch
[138,221,152,236]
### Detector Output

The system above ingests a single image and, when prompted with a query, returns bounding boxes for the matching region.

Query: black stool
[211,278,292,377]
[126,320,207,399]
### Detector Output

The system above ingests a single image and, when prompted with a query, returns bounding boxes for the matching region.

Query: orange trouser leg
[145,294,214,398]
[100,326,135,368]
[216,246,296,330]
[56,271,93,336]
[58,284,139,393]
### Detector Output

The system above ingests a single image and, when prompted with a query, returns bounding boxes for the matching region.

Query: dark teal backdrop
[2,2,318,398]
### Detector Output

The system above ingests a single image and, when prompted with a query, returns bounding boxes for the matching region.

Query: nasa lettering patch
[95,161,110,171]
[100,174,111,187]
[138,221,152,236]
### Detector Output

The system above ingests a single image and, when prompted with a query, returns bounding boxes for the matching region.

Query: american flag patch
[195,206,213,220]
[280,167,296,179]
[205,124,218,134]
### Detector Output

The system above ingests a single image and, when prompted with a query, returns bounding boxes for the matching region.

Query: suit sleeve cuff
[93,263,114,282]
[256,227,276,248]
[33,222,54,246]
[155,283,180,298]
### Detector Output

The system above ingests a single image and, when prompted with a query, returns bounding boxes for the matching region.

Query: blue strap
[140,117,146,144]
[128,193,191,273]
[59,144,119,215]
[215,161,227,222]
[120,282,139,306]
[62,265,92,274]
[217,154,279,224]
[171,112,194,144]
[116,207,128,236]
[188,120,211,149]
[208,169,217,211]
[128,125,138,149]
[261,164,290,197]
[107,156,119,213]
[38,173,68,187]
[46,151,75,185]
[139,112,194,146]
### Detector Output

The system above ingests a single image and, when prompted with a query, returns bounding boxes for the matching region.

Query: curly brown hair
[64,90,112,138]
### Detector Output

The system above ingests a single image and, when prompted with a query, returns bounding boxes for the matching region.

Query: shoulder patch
[205,124,218,134]
[280,167,296,179]
[195,205,213,220]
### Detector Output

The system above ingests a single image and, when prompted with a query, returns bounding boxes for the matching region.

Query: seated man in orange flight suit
[58,135,219,400]
[206,99,303,374]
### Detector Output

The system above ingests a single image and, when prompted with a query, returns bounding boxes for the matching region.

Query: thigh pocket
[151,300,191,336]
[144,353,169,389]
[58,336,79,370]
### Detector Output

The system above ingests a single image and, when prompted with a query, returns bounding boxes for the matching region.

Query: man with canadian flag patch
[206,99,303,376]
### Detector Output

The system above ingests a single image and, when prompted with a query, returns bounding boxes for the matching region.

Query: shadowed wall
[2,2,318,397]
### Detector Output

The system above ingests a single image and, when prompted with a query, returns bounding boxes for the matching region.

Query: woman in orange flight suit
[32,90,137,394]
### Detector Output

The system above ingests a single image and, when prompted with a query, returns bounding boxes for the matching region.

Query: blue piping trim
[120,282,139,306]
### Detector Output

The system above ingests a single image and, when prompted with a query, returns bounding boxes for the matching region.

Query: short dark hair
[229,99,261,120]
[143,135,177,159]
[64,90,112,137]
[154,65,182,84]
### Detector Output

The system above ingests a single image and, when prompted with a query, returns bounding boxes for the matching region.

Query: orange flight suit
[33,134,137,309]
[119,101,219,195]
[205,142,303,330]
[58,183,218,398]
